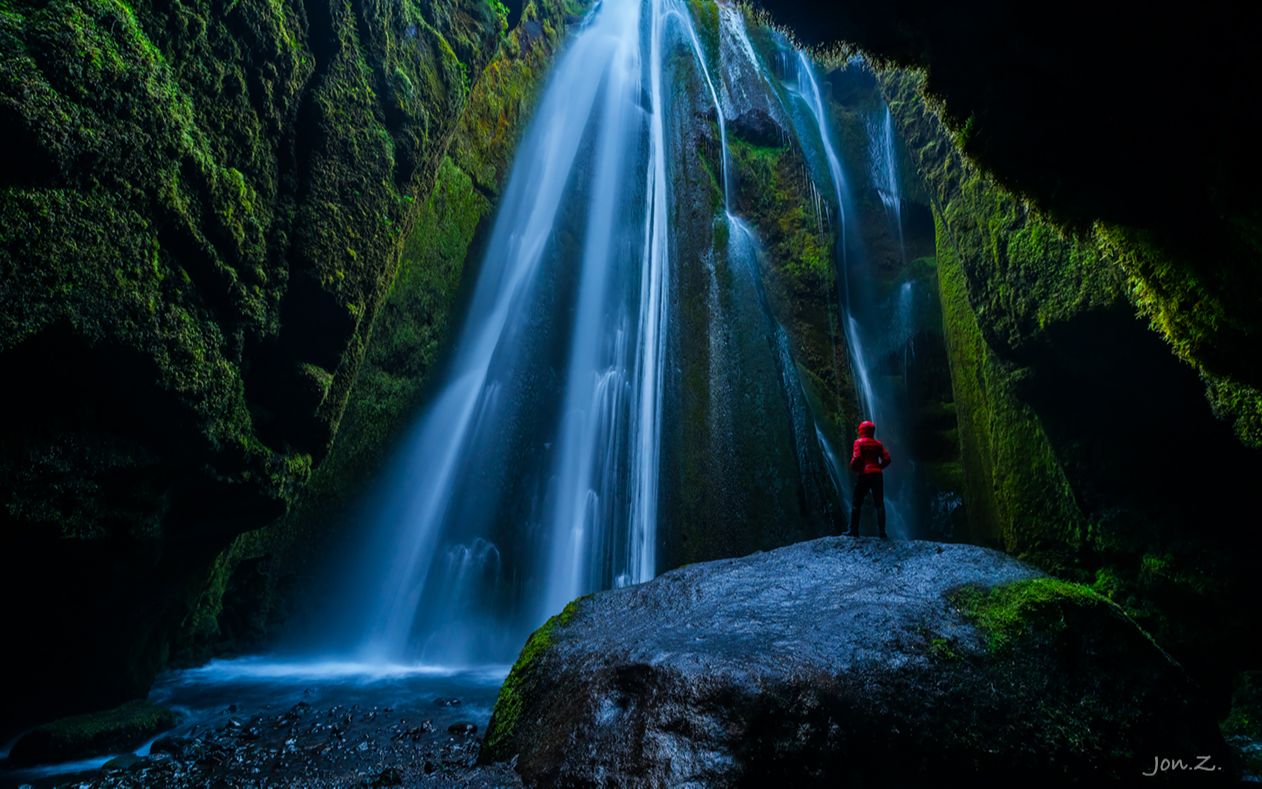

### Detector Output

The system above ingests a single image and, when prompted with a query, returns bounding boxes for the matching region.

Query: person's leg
[848,476,869,536]
[873,474,887,538]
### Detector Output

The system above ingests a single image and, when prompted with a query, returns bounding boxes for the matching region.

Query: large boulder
[482,538,1233,785]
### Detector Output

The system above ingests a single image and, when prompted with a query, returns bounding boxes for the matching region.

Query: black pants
[849,473,886,535]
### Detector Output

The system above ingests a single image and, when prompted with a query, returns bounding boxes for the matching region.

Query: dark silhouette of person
[847,420,891,538]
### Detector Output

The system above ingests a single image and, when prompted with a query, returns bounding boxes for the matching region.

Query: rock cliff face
[482,538,1232,785]
[0,0,503,735]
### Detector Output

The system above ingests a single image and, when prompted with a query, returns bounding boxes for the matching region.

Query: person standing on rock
[847,420,891,538]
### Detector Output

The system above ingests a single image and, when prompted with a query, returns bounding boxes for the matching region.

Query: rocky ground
[6,690,519,788]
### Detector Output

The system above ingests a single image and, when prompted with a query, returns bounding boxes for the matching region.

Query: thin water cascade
[781,50,924,537]
[869,105,906,263]
[791,53,880,421]
[794,54,852,303]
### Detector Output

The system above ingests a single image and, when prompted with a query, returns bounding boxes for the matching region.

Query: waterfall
[339,0,677,665]
[328,2,927,667]
[788,54,879,422]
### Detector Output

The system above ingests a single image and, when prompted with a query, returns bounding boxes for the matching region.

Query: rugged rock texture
[482,538,1232,785]
[759,0,1262,445]
[0,0,503,735]
[879,66,1262,710]
[171,0,590,664]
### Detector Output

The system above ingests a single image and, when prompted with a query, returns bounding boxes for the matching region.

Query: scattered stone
[447,722,478,736]
[282,701,310,722]
[434,697,461,707]
[394,721,435,742]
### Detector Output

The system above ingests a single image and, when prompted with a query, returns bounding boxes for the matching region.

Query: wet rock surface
[482,537,1233,785]
[728,109,785,147]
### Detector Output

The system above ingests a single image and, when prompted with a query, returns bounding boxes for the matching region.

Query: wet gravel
[41,696,518,788]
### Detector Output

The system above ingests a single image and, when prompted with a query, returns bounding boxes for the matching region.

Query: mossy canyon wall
[3,0,1259,743]
[0,0,512,735]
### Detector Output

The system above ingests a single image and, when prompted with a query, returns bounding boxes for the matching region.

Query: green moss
[8,700,179,766]
[728,137,831,283]
[1096,223,1262,449]
[951,577,1107,652]
[933,214,1082,558]
[482,596,586,758]
[686,0,719,70]
[928,635,963,662]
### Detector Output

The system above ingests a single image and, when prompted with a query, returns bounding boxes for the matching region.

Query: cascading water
[327,0,680,666]
[325,1,929,668]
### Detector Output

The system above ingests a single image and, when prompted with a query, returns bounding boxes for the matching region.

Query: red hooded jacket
[850,421,891,475]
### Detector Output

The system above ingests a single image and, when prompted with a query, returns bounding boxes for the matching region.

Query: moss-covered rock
[480,538,1233,784]
[0,0,502,735]
[933,212,1083,558]
[950,576,1120,652]
[657,13,851,567]
[7,700,179,767]
[482,595,586,759]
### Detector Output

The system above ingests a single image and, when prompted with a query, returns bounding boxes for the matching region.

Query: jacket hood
[858,420,876,438]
